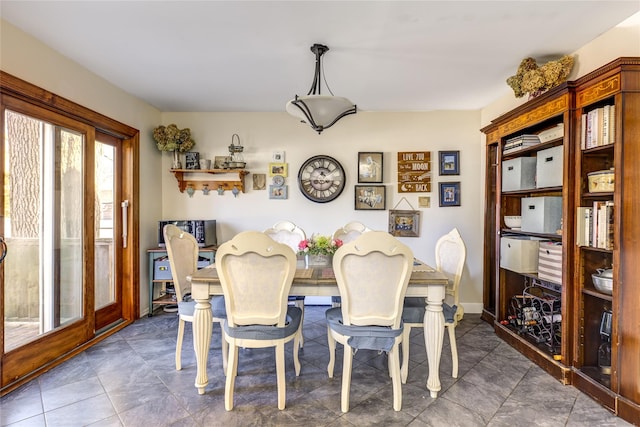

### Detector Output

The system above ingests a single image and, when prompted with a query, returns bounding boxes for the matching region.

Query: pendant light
[286,43,357,134]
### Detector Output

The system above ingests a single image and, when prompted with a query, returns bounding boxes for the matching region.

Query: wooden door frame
[0,71,139,395]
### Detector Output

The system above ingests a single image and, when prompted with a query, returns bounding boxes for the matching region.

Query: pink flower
[298,239,310,252]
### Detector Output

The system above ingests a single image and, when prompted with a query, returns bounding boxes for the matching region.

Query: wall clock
[297,155,346,203]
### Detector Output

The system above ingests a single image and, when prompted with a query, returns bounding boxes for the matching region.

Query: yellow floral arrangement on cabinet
[507,55,575,98]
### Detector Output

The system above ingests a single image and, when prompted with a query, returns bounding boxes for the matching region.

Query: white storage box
[536,145,564,188]
[521,196,563,234]
[502,157,537,191]
[500,236,541,273]
[538,242,563,284]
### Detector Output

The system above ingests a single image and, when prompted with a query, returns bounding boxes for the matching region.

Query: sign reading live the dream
[397,151,432,193]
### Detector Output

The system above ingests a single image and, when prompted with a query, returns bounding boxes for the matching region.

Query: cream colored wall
[161,110,484,312]
[0,19,164,316]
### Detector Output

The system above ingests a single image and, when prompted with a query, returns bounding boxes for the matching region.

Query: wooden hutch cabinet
[482,82,575,383]
[482,58,640,424]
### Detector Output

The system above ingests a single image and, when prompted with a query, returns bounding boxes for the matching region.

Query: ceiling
[2,1,639,112]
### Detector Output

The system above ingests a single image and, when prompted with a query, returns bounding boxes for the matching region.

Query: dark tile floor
[1,306,630,427]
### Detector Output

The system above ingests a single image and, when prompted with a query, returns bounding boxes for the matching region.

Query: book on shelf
[503,134,540,154]
[576,207,590,246]
[579,201,613,249]
[608,104,616,144]
[581,105,615,150]
[581,114,587,150]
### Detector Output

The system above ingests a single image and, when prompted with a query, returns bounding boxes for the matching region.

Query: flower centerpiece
[298,234,343,267]
[506,55,575,99]
[152,124,196,169]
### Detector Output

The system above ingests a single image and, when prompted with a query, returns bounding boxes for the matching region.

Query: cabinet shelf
[170,168,249,193]
[582,144,614,154]
[502,186,563,196]
[581,192,614,199]
[582,288,613,302]
[500,229,563,241]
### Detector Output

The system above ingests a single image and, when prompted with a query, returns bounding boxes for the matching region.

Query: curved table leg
[193,296,212,394]
[423,284,445,398]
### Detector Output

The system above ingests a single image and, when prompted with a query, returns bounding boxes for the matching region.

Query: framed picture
[439,181,461,207]
[439,150,460,175]
[418,196,431,208]
[388,210,421,237]
[355,185,386,210]
[272,151,285,162]
[269,185,288,199]
[253,173,266,190]
[269,162,288,177]
[185,152,200,169]
[214,156,228,169]
[358,152,383,183]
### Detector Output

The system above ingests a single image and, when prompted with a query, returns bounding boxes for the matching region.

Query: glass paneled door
[1,98,125,387]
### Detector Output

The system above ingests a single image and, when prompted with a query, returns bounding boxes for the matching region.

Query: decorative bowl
[504,216,522,229]
[592,268,613,295]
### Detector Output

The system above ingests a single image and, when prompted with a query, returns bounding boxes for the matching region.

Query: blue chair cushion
[401,298,457,323]
[224,306,302,340]
[178,296,227,318]
[325,307,403,352]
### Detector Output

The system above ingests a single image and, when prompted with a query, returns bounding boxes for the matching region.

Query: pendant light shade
[286,44,357,134]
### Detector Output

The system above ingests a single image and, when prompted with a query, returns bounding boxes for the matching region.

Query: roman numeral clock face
[297,155,346,203]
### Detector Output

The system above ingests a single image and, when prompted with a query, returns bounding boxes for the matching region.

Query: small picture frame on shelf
[439,181,461,207]
[269,184,288,199]
[439,150,460,175]
[269,162,288,177]
[355,185,386,210]
[185,152,200,170]
[214,156,228,169]
[358,152,383,183]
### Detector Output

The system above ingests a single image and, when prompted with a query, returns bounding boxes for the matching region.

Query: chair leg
[276,342,287,410]
[390,344,402,411]
[341,344,354,413]
[225,343,239,411]
[327,327,336,378]
[448,324,458,378]
[293,328,301,376]
[400,325,411,384]
[295,300,305,348]
[175,318,185,370]
[218,321,228,373]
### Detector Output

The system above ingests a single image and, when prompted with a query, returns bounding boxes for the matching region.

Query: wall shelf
[170,169,249,193]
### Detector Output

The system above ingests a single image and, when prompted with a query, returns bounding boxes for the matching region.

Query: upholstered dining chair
[326,231,413,412]
[264,220,307,346]
[330,221,372,307]
[163,224,227,372]
[401,227,466,383]
[216,231,302,411]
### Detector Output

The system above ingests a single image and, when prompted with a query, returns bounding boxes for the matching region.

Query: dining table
[188,259,449,398]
